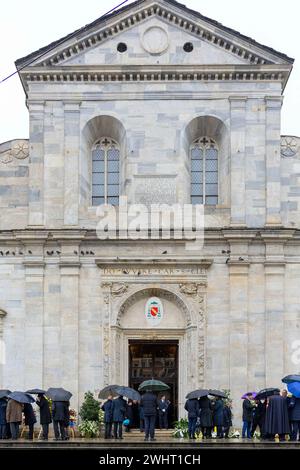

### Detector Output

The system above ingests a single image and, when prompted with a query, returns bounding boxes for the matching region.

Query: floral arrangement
[173,418,189,438]
[78,420,100,438]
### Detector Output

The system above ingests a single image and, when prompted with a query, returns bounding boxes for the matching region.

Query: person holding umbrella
[101,394,114,439]
[242,393,254,439]
[112,395,127,440]
[184,397,199,439]
[264,390,290,441]
[23,402,37,440]
[140,390,159,442]
[199,395,213,438]
[46,388,72,441]
[36,393,52,440]
[6,392,33,440]
[212,397,224,438]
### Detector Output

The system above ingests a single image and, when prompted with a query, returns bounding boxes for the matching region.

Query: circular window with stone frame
[183,42,194,53]
[117,42,127,53]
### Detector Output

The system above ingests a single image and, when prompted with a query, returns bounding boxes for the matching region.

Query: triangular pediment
[16,0,293,70]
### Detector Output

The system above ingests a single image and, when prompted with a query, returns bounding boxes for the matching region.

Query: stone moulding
[27,2,288,70]
[21,64,290,87]
[0,139,29,165]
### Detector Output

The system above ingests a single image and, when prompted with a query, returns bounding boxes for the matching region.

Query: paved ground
[0,437,299,448]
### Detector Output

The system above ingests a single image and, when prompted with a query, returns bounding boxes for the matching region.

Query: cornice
[21,64,290,89]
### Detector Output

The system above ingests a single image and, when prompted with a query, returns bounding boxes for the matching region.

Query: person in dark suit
[223,403,232,438]
[184,398,199,439]
[23,403,37,440]
[213,398,224,438]
[36,394,52,440]
[101,395,114,439]
[125,399,134,432]
[242,395,254,438]
[0,398,8,439]
[199,396,213,438]
[140,391,159,442]
[52,401,69,440]
[158,395,170,429]
[250,399,266,438]
[112,396,126,439]
[288,395,300,441]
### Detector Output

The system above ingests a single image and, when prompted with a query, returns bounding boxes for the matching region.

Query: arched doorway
[107,286,203,421]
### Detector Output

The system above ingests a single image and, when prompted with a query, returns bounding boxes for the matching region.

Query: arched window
[190,137,218,205]
[92,138,120,206]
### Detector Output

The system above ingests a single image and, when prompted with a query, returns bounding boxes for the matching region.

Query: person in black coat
[140,391,159,441]
[158,395,170,430]
[0,398,7,439]
[36,394,52,440]
[288,395,300,441]
[101,395,113,439]
[223,403,232,438]
[184,398,199,439]
[212,398,224,438]
[112,396,126,439]
[52,401,69,440]
[125,399,134,433]
[199,396,213,438]
[242,395,254,438]
[250,399,266,438]
[23,403,37,440]
[264,392,290,441]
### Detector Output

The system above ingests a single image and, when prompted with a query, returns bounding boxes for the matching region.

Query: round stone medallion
[141,26,169,55]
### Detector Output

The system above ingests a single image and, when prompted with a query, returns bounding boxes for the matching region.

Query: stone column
[0,309,7,388]
[229,261,249,421]
[265,96,283,227]
[64,102,81,226]
[229,96,247,226]
[264,239,285,385]
[60,261,80,409]
[28,101,45,227]
[23,260,45,389]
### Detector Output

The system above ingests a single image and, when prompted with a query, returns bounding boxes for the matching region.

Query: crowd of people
[0,394,71,441]
[1,388,300,442]
[101,394,171,441]
[184,396,232,439]
[242,389,299,441]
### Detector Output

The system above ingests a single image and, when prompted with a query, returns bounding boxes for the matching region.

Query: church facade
[0,0,299,424]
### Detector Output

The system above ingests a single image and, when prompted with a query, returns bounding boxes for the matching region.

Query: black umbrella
[46,387,72,402]
[208,389,227,398]
[26,388,46,395]
[138,380,170,392]
[186,389,209,399]
[255,388,280,400]
[0,389,11,399]
[282,374,300,384]
[114,386,141,401]
[98,385,120,399]
[8,391,35,404]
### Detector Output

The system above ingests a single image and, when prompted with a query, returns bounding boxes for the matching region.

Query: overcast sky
[0,0,299,143]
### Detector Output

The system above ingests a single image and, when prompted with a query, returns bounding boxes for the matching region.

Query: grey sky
[0,0,299,143]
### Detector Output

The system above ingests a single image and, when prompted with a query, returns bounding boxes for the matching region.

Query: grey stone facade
[0,0,299,425]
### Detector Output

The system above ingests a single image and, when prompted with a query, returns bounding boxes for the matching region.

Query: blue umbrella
[8,391,35,404]
[287,382,300,398]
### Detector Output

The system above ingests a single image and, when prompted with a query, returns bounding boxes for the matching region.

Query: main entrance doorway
[128,340,179,425]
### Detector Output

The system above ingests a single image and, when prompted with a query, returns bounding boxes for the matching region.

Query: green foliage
[78,420,100,438]
[79,391,100,422]
[173,418,189,438]
[98,409,104,425]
